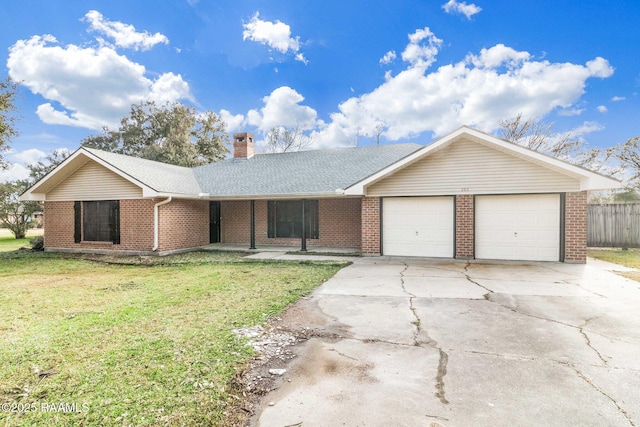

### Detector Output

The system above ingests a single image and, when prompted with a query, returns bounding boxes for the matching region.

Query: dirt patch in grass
[0,250,347,426]
[589,248,640,282]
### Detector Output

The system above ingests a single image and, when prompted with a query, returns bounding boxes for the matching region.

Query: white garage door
[476,194,560,262]
[383,197,454,257]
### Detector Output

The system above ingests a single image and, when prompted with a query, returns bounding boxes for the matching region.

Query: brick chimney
[233,132,255,159]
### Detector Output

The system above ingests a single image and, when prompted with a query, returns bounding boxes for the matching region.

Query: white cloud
[84,10,169,51]
[222,28,614,150]
[611,96,625,102]
[558,108,585,117]
[569,121,605,140]
[467,44,530,69]
[13,148,46,164]
[0,148,49,183]
[380,51,397,65]
[245,86,318,132]
[295,53,309,65]
[0,163,30,183]
[401,27,442,67]
[219,109,246,133]
[312,31,614,145]
[442,0,482,19]
[242,12,306,63]
[8,33,191,130]
[597,105,608,113]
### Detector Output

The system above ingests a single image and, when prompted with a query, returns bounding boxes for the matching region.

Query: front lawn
[0,250,345,426]
[0,228,43,252]
[588,248,640,282]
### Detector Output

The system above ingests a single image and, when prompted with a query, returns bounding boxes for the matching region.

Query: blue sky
[1,0,639,181]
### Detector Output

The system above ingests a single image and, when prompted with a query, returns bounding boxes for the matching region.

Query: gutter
[153,197,172,251]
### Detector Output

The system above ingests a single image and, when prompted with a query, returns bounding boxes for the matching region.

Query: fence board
[587,203,640,248]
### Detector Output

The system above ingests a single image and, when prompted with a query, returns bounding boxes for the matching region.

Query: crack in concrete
[399,262,450,405]
[327,347,358,361]
[435,349,450,405]
[558,279,608,298]
[462,265,611,368]
[463,262,495,295]
[482,294,610,366]
[425,414,449,421]
[572,366,635,426]
[579,326,609,366]
[399,262,421,347]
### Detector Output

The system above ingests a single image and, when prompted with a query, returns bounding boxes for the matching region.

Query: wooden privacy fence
[587,203,640,248]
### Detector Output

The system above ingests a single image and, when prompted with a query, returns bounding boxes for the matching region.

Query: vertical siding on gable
[47,161,143,201]
[367,138,581,196]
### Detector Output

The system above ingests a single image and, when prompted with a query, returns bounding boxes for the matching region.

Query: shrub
[30,235,44,251]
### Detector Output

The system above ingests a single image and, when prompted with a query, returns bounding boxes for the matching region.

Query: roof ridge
[82,147,194,171]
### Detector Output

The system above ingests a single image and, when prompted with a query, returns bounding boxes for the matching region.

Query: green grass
[588,248,640,282]
[0,229,43,252]
[0,250,346,426]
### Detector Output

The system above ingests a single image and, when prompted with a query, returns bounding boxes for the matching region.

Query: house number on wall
[460,187,470,192]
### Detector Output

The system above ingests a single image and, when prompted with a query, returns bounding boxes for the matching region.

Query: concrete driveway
[252,257,640,427]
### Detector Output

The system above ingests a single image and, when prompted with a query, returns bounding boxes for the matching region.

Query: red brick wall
[564,191,587,263]
[220,198,361,249]
[44,199,155,252]
[158,199,209,252]
[361,197,381,255]
[220,200,251,244]
[455,195,474,259]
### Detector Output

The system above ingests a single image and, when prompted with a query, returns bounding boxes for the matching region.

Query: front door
[210,201,221,243]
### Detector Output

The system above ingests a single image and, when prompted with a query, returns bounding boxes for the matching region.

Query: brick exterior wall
[361,197,381,255]
[455,194,474,259]
[564,191,588,263]
[220,200,251,244]
[157,199,209,252]
[44,199,155,252]
[220,198,361,249]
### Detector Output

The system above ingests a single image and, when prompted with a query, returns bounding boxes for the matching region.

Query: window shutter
[110,201,120,244]
[74,201,81,243]
[307,200,319,239]
[267,201,276,238]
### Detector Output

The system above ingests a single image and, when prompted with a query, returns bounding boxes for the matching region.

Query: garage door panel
[476,194,560,262]
[383,197,454,258]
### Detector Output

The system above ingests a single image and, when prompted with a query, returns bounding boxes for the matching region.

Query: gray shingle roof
[193,144,421,197]
[83,143,421,197]
[83,147,201,195]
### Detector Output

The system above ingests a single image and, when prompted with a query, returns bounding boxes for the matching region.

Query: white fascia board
[580,175,623,191]
[175,191,349,201]
[19,192,46,201]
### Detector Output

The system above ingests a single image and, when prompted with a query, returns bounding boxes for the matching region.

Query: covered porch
[209,198,363,253]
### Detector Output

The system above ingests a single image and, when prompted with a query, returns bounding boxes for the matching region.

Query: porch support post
[249,200,256,250]
[301,199,307,251]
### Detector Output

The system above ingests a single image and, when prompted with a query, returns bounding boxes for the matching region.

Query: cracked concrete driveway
[252,257,640,427]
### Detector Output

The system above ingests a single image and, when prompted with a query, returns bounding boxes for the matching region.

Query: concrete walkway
[244,251,358,262]
[252,257,640,427]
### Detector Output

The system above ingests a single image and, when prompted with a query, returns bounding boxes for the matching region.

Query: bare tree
[499,113,582,159]
[264,126,314,153]
[614,136,640,189]
[374,123,384,146]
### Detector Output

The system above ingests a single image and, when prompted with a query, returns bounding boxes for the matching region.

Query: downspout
[153,197,172,251]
